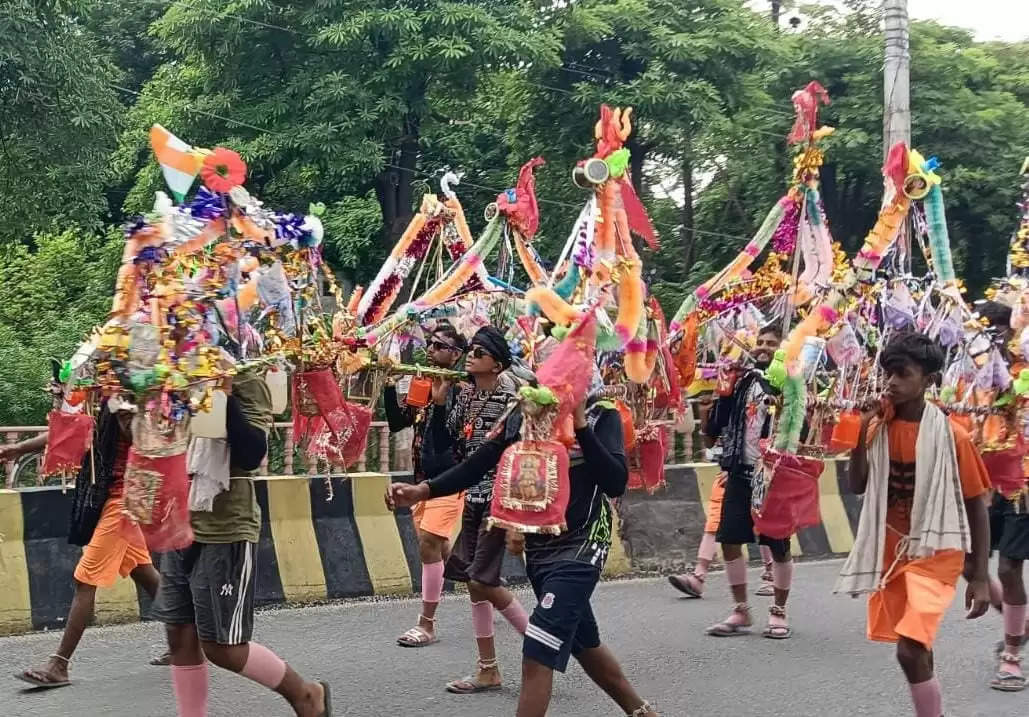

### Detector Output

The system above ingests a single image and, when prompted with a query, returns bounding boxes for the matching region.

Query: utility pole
[882,0,911,160]
[770,1,782,29]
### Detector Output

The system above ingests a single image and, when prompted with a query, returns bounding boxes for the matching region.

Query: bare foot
[292,680,327,717]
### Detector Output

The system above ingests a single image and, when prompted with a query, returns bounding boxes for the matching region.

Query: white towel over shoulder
[834,402,970,596]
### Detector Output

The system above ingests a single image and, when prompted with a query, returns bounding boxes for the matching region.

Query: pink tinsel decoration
[772,197,801,254]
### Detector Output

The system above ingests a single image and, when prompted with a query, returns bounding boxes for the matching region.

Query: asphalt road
[0,560,1023,716]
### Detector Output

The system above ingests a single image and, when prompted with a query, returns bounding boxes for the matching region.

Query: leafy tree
[0,228,121,424]
[111,0,562,284]
[700,7,1029,296]
[0,0,125,241]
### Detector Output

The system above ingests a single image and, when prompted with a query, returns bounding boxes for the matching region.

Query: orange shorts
[704,474,727,535]
[866,568,957,648]
[73,497,151,588]
[412,492,464,539]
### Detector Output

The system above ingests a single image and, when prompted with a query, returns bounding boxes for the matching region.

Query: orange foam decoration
[445,197,474,252]
[613,259,643,349]
[514,230,547,286]
[525,287,583,326]
[388,213,426,261]
[346,286,364,314]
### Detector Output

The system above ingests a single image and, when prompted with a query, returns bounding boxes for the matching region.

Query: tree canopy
[1,0,1028,424]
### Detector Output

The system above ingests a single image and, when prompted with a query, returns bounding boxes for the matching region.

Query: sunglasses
[429,339,459,352]
[470,346,496,360]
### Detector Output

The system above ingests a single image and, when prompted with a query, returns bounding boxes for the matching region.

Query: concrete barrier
[0,463,856,636]
[617,461,859,573]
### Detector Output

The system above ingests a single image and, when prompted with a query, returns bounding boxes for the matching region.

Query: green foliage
[0,228,121,424]
[0,0,125,240]
[2,0,1029,425]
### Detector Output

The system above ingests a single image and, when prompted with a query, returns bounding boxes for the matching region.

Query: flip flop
[14,670,71,689]
[445,676,502,694]
[754,582,775,597]
[667,574,702,599]
[706,622,751,637]
[318,681,333,716]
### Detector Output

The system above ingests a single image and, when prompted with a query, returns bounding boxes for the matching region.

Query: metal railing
[4,409,702,489]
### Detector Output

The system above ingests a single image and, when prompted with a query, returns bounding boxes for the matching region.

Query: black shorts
[523,560,602,673]
[445,500,507,587]
[990,493,1029,561]
[716,467,790,555]
[152,541,257,645]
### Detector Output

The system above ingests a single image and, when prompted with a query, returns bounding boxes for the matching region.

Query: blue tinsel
[273,212,313,247]
[134,245,167,265]
[184,187,225,220]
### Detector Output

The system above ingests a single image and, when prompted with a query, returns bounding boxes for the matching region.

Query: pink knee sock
[725,556,747,588]
[422,561,445,605]
[499,598,529,635]
[240,642,287,690]
[1004,602,1028,641]
[171,664,209,717]
[471,600,494,639]
[909,677,942,717]
[772,560,794,591]
[695,533,717,577]
[759,544,773,569]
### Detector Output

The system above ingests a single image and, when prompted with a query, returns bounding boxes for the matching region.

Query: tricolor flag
[149,124,204,202]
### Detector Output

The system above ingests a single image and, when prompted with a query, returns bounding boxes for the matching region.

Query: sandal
[627,700,656,716]
[149,651,172,666]
[14,655,71,689]
[995,630,1029,656]
[763,605,792,640]
[706,603,752,637]
[991,653,1027,692]
[318,680,333,716]
[445,658,502,694]
[668,569,704,598]
[397,616,438,647]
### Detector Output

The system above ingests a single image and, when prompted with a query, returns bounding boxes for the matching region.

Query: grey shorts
[152,541,257,645]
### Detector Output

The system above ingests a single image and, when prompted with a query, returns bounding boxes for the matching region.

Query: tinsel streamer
[854,196,911,275]
[361,215,443,325]
[924,184,956,284]
[670,197,788,330]
[356,212,428,322]
[411,216,504,311]
[1005,165,1029,273]
[771,196,800,253]
[774,372,807,454]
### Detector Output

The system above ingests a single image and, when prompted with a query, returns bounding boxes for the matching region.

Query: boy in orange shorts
[836,333,992,716]
[12,399,161,688]
[384,322,466,647]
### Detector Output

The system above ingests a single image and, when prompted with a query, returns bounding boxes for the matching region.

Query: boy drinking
[835,332,992,716]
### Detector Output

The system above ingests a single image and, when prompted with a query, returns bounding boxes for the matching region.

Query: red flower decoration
[200,147,247,193]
